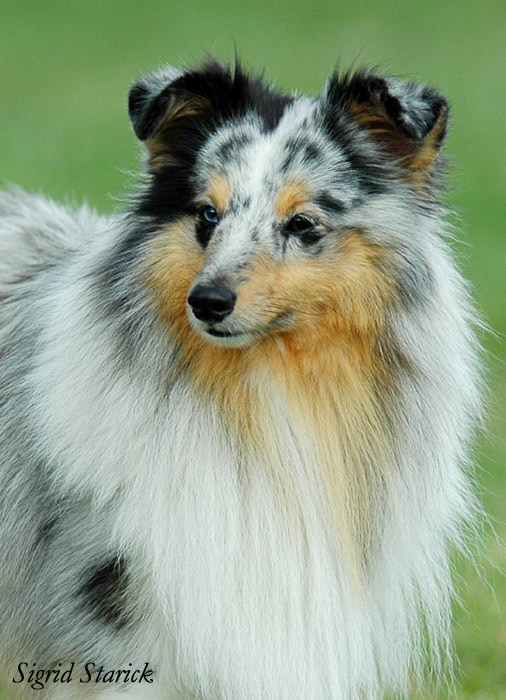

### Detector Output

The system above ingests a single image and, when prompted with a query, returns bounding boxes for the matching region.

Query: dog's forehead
[196,97,358,208]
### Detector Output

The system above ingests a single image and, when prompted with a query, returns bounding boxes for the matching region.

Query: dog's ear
[128,66,187,141]
[325,71,448,183]
[128,61,250,160]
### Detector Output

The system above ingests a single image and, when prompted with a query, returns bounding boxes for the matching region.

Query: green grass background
[1,0,504,697]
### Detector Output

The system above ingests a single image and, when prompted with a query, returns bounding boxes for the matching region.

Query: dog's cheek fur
[144,218,204,324]
[228,254,280,326]
[269,231,392,352]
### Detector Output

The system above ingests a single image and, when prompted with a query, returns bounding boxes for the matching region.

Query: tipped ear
[326,71,448,180]
[128,66,211,141]
[128,60,251,163]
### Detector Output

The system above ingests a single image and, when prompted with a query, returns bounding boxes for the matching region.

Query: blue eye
[201,206,220,225]
[196,205,221,247]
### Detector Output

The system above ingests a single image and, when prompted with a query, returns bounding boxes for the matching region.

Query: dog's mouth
[206,328,240,338]
[201,325,255,348]
[186,302,294,348]
[201,314,294,348]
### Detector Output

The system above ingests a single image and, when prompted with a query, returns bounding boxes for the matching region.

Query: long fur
[0,59,482,700]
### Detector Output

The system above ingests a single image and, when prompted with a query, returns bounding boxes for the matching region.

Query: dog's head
[131,59,448,352]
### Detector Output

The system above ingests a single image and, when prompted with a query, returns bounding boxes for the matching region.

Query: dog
[0,58,482,699]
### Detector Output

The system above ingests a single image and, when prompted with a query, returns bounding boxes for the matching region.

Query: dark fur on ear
[324,70,448,175]
[128,59,293,144]
[128,66,184,141]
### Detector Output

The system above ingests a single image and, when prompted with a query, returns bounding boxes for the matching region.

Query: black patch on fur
[280,154,292,175]
[80,556,131,630]
[216,132,252,161]
[318,100,389,197]
[280,136,322,174]
[246,77,292,131]
[171,59,294,132]
[283,136,304,157]
[303,143,322,163]
[195,216,217,248]
[296,231,323,247]
[315,192,346,215]
[128,83,156,140]
[100,123,206,317]
[271,222,282,252]
[135,125,207,224]
[137,167,197,224]
[33,516,58,550]
[335,131,389,196]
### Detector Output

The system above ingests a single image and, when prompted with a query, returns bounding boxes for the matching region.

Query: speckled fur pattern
[0,59,482,700]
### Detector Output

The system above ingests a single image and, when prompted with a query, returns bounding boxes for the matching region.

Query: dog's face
[131,61,447,351]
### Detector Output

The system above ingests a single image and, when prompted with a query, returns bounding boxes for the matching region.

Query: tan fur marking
[206,173,230,213]
[157,95,212,133]
[273,231,392,342]
[350,101,404,151]
[275,181,311,218]
[145,218,204,324]
[144,95,212,163]
[408,107,448,189]
[145,141,179,171]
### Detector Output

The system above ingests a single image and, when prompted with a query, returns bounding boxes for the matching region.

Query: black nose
[188,284,237,324]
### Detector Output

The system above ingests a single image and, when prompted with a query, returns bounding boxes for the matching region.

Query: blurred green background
[1,0,504,698]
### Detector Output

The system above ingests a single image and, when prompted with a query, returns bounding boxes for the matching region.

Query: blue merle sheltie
[0,58,482,699]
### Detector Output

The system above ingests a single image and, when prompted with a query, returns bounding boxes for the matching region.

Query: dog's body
[0,61,481,699]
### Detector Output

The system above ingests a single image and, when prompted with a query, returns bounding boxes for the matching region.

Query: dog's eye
[201,206,220,225]
[196,205,220,247]
[284,215,320,245]
[285,215,314,234]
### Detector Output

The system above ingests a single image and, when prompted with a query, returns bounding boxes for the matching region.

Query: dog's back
[0,189,100,277]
